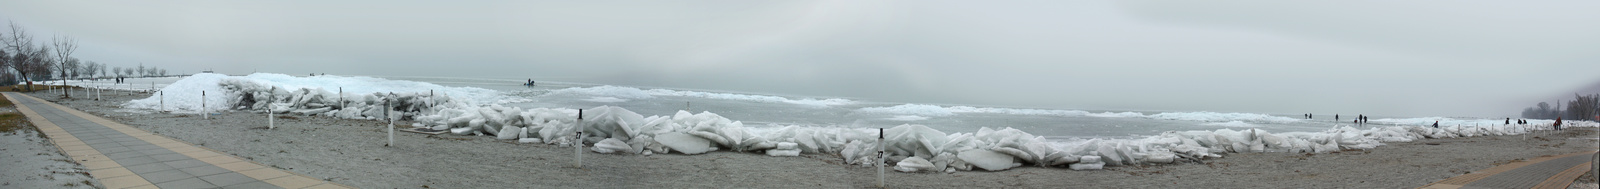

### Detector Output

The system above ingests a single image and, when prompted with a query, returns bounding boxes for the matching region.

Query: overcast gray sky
[3,0,1597,118]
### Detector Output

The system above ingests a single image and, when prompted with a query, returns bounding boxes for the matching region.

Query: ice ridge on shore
[121,73,1600,172]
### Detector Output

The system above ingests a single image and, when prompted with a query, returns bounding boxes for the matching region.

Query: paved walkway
[4,92,351,189]
[1420,151,1597,189]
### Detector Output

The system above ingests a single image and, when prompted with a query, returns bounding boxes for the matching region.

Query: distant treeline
[1521,93,1599,121]
[1,21,170,88]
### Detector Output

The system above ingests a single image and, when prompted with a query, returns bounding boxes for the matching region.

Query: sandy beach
[23,90,1600,188]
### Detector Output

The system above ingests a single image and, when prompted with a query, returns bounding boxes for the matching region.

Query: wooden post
[387,93,394,147]
[575,109,584,168]
[203,91,207,120]
[269,86,275,130]
[159,91,163,112]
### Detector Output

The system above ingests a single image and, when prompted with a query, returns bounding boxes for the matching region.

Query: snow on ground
[122,73,516,113]
[1,130,98,189]
[112,73,1600,172]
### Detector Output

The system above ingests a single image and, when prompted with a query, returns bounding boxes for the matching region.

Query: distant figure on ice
[1505,118,1510,125]
[1336,114,1340,122]
[1432,121,1439,128]
[525,79,536,86]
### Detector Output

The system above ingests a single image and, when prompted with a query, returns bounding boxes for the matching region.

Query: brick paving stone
[4,92,354,189]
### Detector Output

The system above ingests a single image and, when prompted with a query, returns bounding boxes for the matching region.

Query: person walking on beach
[1554,117,1562,131]
[1336,114,1340,122]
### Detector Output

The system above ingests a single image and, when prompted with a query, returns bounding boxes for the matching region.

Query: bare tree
[112,67,122,78]
[97,63,106,79]
[1568,94,1599,121]
[122,66,133,76]
[0,49,11,85]
[158,69,167,77]
[137,62,145,77]
[65,57,80,79]
[76,60,93,79]
[24,47,52,82]
[85,61,100,79]
[52,35,76,97]
[3,21,43,91]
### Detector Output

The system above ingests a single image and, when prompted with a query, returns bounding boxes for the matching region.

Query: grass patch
[0,96,25,133]
[0,113,25,132]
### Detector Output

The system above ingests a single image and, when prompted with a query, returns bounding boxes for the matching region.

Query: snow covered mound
[116,73,1600,173]
[125,73,513,114]
[546,85,855,107]
[125,73,232,113]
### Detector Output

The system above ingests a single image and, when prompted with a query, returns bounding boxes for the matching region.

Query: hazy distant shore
[27,90,1599,188]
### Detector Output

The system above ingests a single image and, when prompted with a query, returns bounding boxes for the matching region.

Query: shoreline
[26,90,1600,188]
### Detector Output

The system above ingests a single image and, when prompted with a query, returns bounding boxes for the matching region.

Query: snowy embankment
[122,73,1599,173]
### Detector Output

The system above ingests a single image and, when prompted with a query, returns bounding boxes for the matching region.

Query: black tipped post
[877,127,885,188]
[578,109,584,120]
